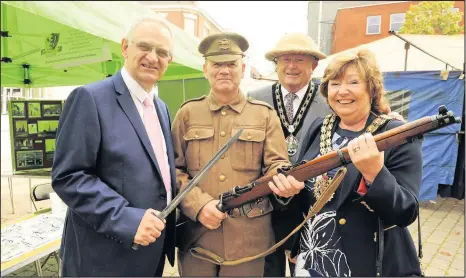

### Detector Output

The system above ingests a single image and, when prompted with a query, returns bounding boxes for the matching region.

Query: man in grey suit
[248,33,329,277]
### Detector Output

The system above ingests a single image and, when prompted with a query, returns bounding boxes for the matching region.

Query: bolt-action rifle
[216,105,461,213]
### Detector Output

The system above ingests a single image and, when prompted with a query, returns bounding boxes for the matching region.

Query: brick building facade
[331,1,464,54]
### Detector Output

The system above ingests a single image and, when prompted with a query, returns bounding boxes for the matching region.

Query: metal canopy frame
[388,30,462,72]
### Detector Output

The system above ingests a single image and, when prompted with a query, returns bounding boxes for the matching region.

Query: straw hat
[198,32,249,62]
[265,33,327,61]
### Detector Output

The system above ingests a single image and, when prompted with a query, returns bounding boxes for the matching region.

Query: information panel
[8,100,63,172]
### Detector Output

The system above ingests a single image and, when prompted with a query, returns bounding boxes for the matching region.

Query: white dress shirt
[121,67,171,204]
[281,84,309,118]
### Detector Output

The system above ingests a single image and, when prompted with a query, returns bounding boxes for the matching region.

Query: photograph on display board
[14,138,34,150]
[12,102,25,118]
[43,103,62,117]
[16,150,43,168]
[28,102,41,118]
[45,139,56,161]
[14,121,28,137]
[37,120,59,137]
[28,123,38,135]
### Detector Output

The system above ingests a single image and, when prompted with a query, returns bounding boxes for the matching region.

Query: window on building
[366,15,381,35]
[390,13,405,32]
[183,13,197,37]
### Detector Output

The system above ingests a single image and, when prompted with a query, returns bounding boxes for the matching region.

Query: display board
[8,100,63,172]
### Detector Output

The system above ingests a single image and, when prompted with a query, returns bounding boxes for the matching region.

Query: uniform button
[220,131,226,137]
[247,135,252,140]
[339,218,347,225]
[219,175,226,182]
[221,154,225,159]
[221,111,227,116]
[260,209,264,214]
[194,134,199,139]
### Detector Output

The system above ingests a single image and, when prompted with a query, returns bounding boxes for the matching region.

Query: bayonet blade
[158,127,243,219]
[132,128,243,250]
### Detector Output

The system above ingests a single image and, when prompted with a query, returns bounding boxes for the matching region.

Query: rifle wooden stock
[216,106,461,213]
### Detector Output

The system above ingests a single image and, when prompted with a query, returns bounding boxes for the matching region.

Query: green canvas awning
[1,1,205,88]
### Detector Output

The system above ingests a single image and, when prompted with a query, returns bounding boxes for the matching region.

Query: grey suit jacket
[248,82,331,163]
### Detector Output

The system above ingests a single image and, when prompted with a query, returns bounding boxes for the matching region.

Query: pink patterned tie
[143,98,171,197]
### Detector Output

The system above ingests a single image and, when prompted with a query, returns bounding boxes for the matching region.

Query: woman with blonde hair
[290,49,423,277]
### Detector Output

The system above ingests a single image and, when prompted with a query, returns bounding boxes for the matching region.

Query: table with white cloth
[1,210,65,276]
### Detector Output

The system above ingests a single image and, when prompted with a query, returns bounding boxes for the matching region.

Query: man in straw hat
[171,31,305,276]
[248,32,330,277]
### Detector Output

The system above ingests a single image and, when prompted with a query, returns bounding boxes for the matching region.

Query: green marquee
[1,1,205,88]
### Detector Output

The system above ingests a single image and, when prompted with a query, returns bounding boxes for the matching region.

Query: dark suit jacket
[52,71,176,276]
[290,116,423,276]
[247,83,331,250]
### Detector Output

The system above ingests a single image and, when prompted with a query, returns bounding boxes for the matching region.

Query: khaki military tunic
[172,91,290,261]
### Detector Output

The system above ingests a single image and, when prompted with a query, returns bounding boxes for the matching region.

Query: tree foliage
[399,1,464,35]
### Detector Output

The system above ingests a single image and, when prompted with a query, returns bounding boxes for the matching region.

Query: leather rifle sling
[189,167,347,266]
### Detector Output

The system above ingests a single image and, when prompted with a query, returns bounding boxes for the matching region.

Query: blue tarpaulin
[384,71,464,201]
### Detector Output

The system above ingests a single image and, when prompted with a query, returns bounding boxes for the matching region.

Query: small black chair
[30,183,54,211]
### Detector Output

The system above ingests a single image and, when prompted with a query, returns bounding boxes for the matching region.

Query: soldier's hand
[133,209,166,246]
[269,173,304,198]
[198,200,227,230]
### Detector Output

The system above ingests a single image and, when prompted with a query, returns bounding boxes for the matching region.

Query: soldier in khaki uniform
[172,32,305,276]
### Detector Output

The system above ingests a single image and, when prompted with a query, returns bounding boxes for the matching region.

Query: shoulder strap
[376,218,384,276]
[417,207,423,259]
[375,208,423,277]
[180,95,206,108]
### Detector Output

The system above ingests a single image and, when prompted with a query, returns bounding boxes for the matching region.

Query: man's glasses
[131,41,171,59]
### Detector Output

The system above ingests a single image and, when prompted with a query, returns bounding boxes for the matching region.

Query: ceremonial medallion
[286,134,299,156]
[274,81,317,157]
